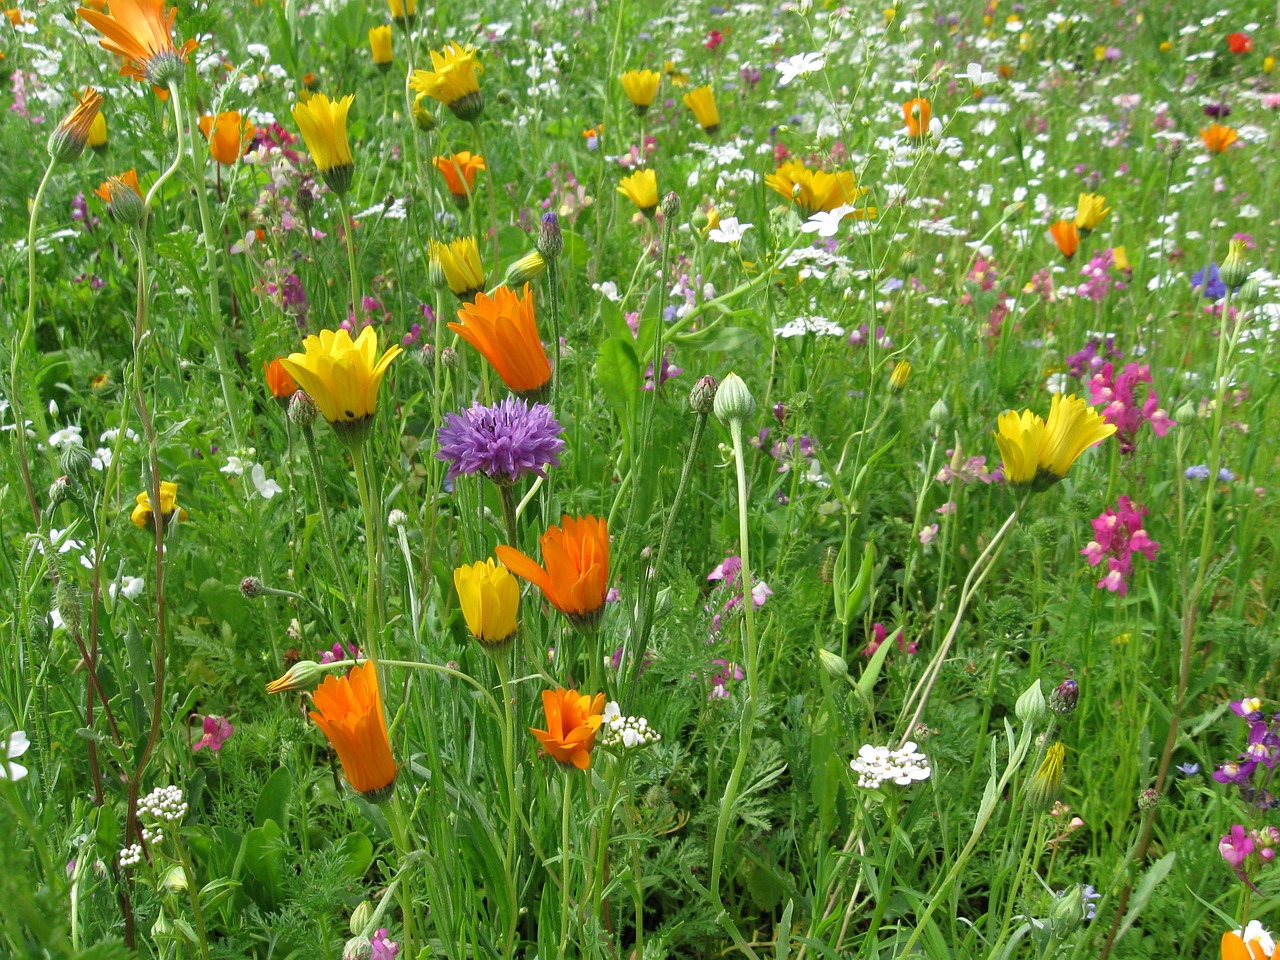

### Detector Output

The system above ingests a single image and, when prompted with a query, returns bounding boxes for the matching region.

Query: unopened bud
[266,659,325,694]
[1219,239,1250,289]
[56,582,83,635]
[1015,679,1046,725]
[297,184,317,214]
[689,375,718,415]
[1137,787,1160,812]
[240,576,264,599]
[49,475,74,507]
[504,250,546,286]
[818,646,849,679]
[661,191,681,223]
[888,361,911,391]
[441,347,460,369]
[388,509,408,528]
[350,901,374,936]
[1239,277,1261,304]
[288,390,320,429]
[342,936,373,960]
[163,866,189,893]
[1048,678,1078,715]
[898,249,919,275]
[713,372,755,425]
[1168,138,1183,162]
[928,397,950,426]
[417,344,436,367]
[537,212,563,261]
[496,89,515,106]
[60,442,93,480]
[412,94,436,133]
[1049,884,1086,939]
[1173,401,1197,426]
[691,208,709,230]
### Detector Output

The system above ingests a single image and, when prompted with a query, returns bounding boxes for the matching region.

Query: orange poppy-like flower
[264,358,298,401]
[309,661,397,798]
[529,688,605,769]
[496,515,609,629]
[1226,32,1252,54]
[1201,122,1239,153]
[902,97,931,138]
[76,0,197,97]
[448,283,551,396]
[1049,220,1079,258]
[198,111,256,166]
[1222,928,1280,960]
[432,151,485,206]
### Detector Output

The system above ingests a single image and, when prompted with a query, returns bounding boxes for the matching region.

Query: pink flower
[192,715,234,753]
[1220,824,1254,868]
[1087,362,1172,455]
[1080,496,1159,596]
[862,623,918,657]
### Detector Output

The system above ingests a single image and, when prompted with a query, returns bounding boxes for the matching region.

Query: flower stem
[493,651,520,958]
[174,834,214,960]
[497,480,519,546]
[352,443,380,660]
[559,771,573,960]
[302,425,358,625]
[471,118,500,273]
[386,792,418,958]
[340,192,362,325]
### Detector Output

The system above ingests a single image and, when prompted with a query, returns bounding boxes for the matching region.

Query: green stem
[493,651,520,958]
[559,771,573,960]
[340,192,363,325]
[386,793,418,958]
[352,443,380,660]
[302,426,358,626]
[497,480,519,546]
[471,119,500,272]
[592,758,623,924]
[174,834,214,960]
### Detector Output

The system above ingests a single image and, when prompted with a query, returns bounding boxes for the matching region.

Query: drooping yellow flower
[47,88,104,163]
[663,60,689,87]
[1026,742,1065,808]
[764,158,867,216]
[279,326,401,444]
[994,394,1115,490]
[619,69,661,115]
[130,480,187,529]
[454,559,520,645]
[292,93,355,194]
[387,0,414,25]
[409,42,484,121]
[682,85,720,134]
[76,0,196,96]
[368,25,393,70]
[617,168,658,217]
[889,361,910,391]
[429,236,486,300]
[1073,193,1110,232]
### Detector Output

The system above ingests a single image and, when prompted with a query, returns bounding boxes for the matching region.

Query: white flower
[1,731,30,781]
[799,205,856,238]
[602,701,622,726]
[707,217,754,245]
[110,576,146,602]
[48,425,84,449]
[774,315,846,338]
[138,785,188,823]
[850,741,932,789]
[600,712,661,749]
[593,281,622,302]
[119,843,143,868]
[776,52,825,87]
[1241,921,1276,957]
[221,456,248,476]
[251,463,282,499]
[957,62,998,87]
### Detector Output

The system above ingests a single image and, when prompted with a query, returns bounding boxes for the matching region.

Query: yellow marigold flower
[368,25,393,70]
[1073,192,1110,232]
[292,93,355,194]
[76,0,196,95]
[682,85,720,134]
[764,158,866,216]
[88,111,108,152]
[663,59,689,87]
[617,168,659,217]
[994,394,1115,491]
[310,661,397,799]
[279,326,402,445]
[454,559,519,645]
[410,42,484,121]
[1112,245,1130,271]
[432,151,485,208]
[1265,55,1276,74]
[47,87,104,164]
[619,69,661,115]
[430,236,486,300]
[130,480,187,529]
[387,0,414,25]
[1026,742,1065,809]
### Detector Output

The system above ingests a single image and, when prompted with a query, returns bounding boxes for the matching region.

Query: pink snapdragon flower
[1081,496,1159,596]
[192,716,234,752]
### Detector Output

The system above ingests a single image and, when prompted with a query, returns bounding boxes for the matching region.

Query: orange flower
[529,688,605,769]
[496,515,609,629]
[1049,220,1078,258]
[264,358,298,401]
[48,88,105,163]
[77,0,197,97]
[1222,929,1280,960]
[198,111,256,166]
[94,168,144,224]
[448,283,551,396]
[1201,122,1239,153]
[309,661,397,798]
[902,97,931,138]
[432,150,485,206]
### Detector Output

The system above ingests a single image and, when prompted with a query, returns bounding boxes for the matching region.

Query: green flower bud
[1015,679,1046,726]
[714,372,755,425]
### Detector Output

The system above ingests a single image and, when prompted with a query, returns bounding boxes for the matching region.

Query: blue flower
[1190,263,1226,300]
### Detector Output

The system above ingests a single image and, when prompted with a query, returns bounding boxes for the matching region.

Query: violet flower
[192,716,234,752]
[436,397,565,484]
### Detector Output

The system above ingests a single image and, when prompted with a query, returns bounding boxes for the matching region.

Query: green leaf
[254,766,293,833]
[241,820,286,911]
[332,832,374,880]
[595,337,641,415]
[1116,851,1176,942]
[198,577,243,629]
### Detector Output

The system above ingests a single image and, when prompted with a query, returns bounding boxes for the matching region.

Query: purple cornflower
[1191,263,1227,300]
[192,716,234,752]
[436,398,565,484]
[1087,362,1173,455]
[1080,496,1159,596]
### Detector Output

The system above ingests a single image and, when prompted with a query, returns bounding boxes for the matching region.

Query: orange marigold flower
[1049,220,1079,258]
[309,661,397,799]
[94,168,144,224]
[448,283,551,396]
[48,88,104,163]
[1200,122,1239,153]
[433,150,485,207]
[902,97,931,138]
[198,111,256,166]
[529,688,605,769]
[76,0,197,97]
[264,358,298,401]
[496,515,609,630]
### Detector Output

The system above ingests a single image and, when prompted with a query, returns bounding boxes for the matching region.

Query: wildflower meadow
[2,0,1279,956]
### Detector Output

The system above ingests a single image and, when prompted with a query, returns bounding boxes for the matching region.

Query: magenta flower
[192,716,234,753]
[1080,496,1160,596]
[862,622,918,658]
[1087,362,1173,455]
[1220,824,1254,868]
[371,928,399,960]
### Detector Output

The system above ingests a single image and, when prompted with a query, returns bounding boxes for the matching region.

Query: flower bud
[888,361,911,392]
[1220,239,1249,289]
[691,207,709,230]
[818,646,849,679]
[1238,277,1261,304]
[350,900,374,936]
[1048,678,1078,715]
[60,441,94,480]
[1173,401,1197,426]
[240,576,264,599]
[388,509,408,528]
[1015,679,1046,725]
[1026,742,1065,809]
[288,390,320,429]
[297,184,317,214]
[1137,787,1160,812]
[48,475,74,507]
[714,372,755,425]
[537,212,563,262]
[441,346,460,369]
[928,397,950,426]
[661,191,681,223]
[689,375,718,415]
[56,582,83,636]
[1049,885,1086,940]
[898,249,918,275]
[266,659,325,694]
[504,250,546,286]
[342,936,372,960]
[163,866,189,893]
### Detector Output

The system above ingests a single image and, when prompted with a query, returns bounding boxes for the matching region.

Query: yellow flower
[617,168,658,217]
[292,93,355,194]
[130,480,187,529]
[454,559,519,645]
[994,394,1116,490]
[682,85,720,134]
[430,236,486,300]
[619,69,661,114]
[663,59,689,87]
[368,25,393,69]
[88,111,108,151]
[387,0,414,24]
[47,87,105,163]
[410,42,484,120]
[1112,245,1129,271]
[889,361,910,391]
[1026,742,1065,809]
[1073,192,1110,232]
[764,158,867,215]
[279,327,401,444]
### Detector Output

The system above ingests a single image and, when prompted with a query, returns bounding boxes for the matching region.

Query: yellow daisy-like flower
[130,480,188,530]
[88,111,108,152]
[429,236,486,300]
[279,326,402,445]
[1073,192,1110,232]
[409,42,484,121]
[682,85,720,134]
[292,93,355,194]
[619,69,661,115]
[368,25,393,70]
[994,394,1115,491]
[454,558,520,646]
[617,168,659,218]
[765,158,867,216]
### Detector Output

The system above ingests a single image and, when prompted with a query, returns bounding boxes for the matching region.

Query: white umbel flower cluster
[600,701,662,750]
[849,741,932,789]
[138,785,188,823]
[119,843,143,867]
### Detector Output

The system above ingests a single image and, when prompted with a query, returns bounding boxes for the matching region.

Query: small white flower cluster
[141,825,165,846]
[119,843,143,868]
[849,741,932,789]
[600,702,662,750]
[138,785,188,823]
